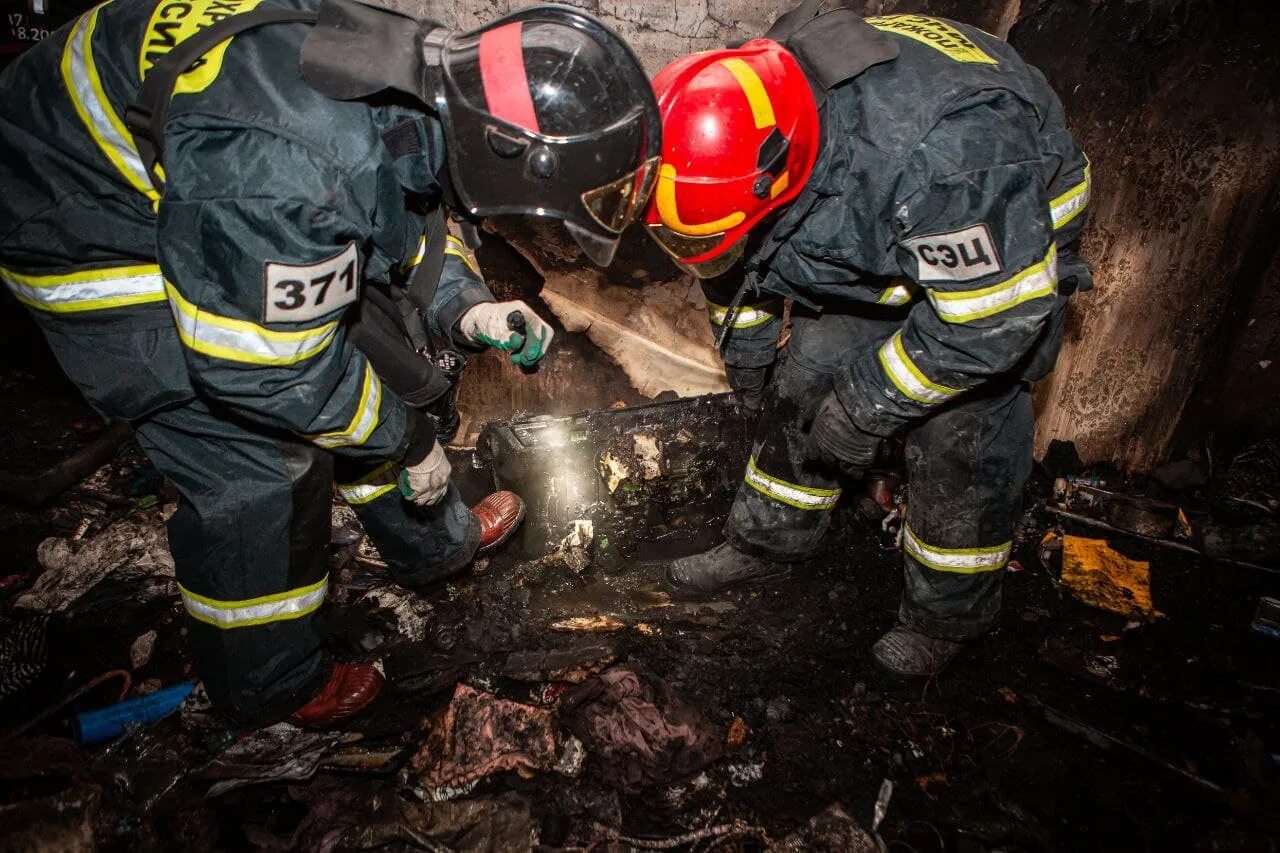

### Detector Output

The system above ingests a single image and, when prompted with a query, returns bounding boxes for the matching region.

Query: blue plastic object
[73,682,195,745]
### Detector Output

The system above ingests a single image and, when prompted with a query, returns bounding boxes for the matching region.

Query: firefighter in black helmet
[0,0,660,727]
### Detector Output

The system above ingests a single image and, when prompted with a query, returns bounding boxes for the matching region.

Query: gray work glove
[398,440,451,506]
[806,393,880,479]
[726,365,768,413]
[459,300,555,367]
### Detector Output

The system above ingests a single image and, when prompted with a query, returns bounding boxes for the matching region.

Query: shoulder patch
[865,15,998,65]
[139,0,267,94]
[901,224,1002,283]
[263,242,360,324]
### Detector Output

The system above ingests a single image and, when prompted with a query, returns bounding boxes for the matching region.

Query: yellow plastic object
[1061,535,1164,619]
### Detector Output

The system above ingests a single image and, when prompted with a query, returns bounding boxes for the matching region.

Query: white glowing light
[541,423,569,448]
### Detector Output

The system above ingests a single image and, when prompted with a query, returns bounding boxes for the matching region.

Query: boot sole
[660,566,792,601]
[477,502,526,554]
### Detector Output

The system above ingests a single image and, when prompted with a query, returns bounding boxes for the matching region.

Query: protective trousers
[52,326,478,725]
[726,304,1032,641]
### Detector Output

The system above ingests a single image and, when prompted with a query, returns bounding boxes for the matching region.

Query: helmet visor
[582,157,661,234]
[647,224,745,279]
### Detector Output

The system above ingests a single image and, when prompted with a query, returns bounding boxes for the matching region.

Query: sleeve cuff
[718,321,782,369]
[434,284,495,351]
[396,407,438,467]
[833,362,907,437]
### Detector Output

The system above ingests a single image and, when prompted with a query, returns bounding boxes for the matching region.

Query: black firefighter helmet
[301,1,660,267]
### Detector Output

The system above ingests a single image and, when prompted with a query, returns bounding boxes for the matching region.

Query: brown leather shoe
[290,662,383,728]
[473,491,525,552]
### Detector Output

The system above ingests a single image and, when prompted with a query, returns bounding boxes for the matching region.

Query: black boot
[662,541,790,599]
[872,625,966,678]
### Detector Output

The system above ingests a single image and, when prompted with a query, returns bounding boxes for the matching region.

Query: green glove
[459,301,555,366]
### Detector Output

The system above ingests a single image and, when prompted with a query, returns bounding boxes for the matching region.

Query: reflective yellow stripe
[928,245,1057,324]
[707,300,778,329]
[769,171,790,199]
[180,575,328,629]
[1,263,166,313]
[337,461,399,505]
[444,235,480,276]
[404,234,480,277]
[404,235,427,271]
[61,8,159,203]
[903,524,1010,574]
[1050,163,1090,230]
[744,455,840,511]
[720,57,776,129]
[877,282,914,306]
[165,281,338,365]
[656,163,746,235]
[878,331,961,406]
[308,360,383,449]
[867,15,998,65]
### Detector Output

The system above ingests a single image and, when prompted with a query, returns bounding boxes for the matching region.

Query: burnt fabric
[0,0,493,722]
[560,666,723,794]
[710,11,1089,639]
[411,684,561,792]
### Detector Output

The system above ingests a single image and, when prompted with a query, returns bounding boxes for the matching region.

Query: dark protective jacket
[0,0,492,460]
[710,13,1091,437]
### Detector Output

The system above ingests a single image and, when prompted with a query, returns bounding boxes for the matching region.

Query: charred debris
[0,381,1277,851]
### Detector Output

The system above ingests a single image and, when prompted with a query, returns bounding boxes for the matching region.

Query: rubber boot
[872,625,965,678]
[473,491,525,552]
[662,541,791,600]
[290,662,383,727]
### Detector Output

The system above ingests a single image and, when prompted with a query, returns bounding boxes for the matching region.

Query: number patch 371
[263,242,359,324]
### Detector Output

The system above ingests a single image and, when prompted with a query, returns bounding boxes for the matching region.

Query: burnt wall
[410,0,1280,469]
[1010,0,1280,469]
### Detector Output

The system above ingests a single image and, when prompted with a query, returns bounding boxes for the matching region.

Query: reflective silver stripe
[165,281,338,365]
[877,283,914,306]
[309,361,383,448]
[1,264,166,313]
[744,455,840,511]
[337,461,399,505]
[707,301,778,329]
[903,524,1010,574]
[1050,165,1090,230]
[179,576,328,629]
[877,331,961,406]
[444,235,480,275]
[927,245,1057,324]
[62,9,158,201]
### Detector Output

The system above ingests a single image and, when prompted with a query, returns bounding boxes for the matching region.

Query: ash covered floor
[0,356,1278,852]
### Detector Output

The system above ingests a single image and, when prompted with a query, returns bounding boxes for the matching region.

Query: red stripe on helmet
[478,22,540,134]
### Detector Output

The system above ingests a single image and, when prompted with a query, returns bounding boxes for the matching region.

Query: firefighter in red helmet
[646,3,1092,677]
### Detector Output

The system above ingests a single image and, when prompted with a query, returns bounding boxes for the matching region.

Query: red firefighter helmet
[644,39,820,278]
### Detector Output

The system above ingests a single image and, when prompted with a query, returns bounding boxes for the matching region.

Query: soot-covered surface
[0,348,1277,851]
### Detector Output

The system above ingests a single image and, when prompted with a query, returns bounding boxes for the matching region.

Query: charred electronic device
[476,394,752,562]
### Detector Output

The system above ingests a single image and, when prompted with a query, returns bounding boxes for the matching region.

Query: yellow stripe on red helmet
[719,57,777,130]
[654,163,746,236]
